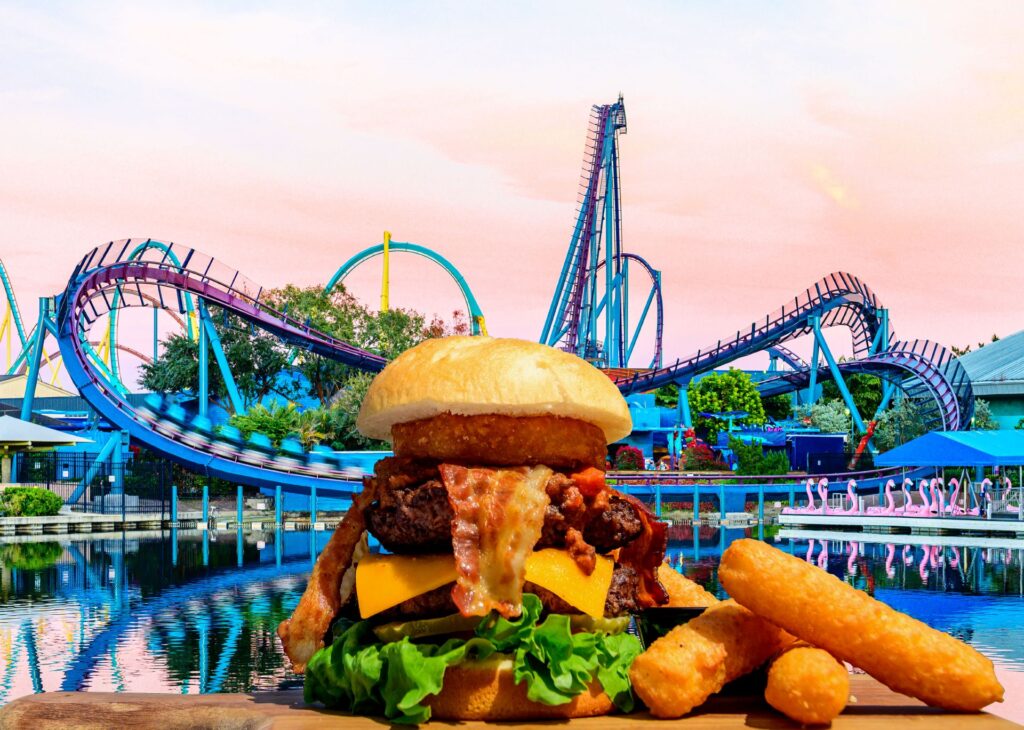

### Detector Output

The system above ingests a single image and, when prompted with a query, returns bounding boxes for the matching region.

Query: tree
[138,308,290,410]
[820,373,883,420]
[655,383,679,409]
[872,398,928,452]
[796,399,852,434]
[762,393,793,421]
[324,371,389,451]
[688,369,767,444]
[972,399,999,430]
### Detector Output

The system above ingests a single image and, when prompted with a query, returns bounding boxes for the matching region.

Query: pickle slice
[372,611,630,643]
[372,613,481,643]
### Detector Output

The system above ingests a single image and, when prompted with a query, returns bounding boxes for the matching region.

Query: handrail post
[236,485,243,529]
[311,484,318,528]
[275,485,282,527]
[171,484,178,525]
[202,485,209,527]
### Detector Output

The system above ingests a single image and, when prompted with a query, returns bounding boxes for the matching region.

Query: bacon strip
[277,484,376,673]
[439,464,552,618]
[616,491,669,608]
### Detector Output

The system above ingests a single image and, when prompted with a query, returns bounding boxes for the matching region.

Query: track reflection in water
[0,528,1021,705]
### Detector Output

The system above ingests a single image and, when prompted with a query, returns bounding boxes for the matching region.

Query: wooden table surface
[0,675,1017,729]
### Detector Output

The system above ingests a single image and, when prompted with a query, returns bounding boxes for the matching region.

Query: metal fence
[15,451,179,515]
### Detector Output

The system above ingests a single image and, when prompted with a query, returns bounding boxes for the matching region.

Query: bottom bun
[425,659,614,721]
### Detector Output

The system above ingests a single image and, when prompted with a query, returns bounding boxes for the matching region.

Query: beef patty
[365,476,643,554]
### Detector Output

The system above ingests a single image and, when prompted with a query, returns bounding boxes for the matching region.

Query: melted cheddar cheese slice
[355,553,458,619]
[355,549,613,620]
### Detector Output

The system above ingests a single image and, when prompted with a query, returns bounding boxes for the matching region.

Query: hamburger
[278,337,668,722]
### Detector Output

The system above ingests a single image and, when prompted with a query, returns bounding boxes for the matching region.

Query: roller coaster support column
[67,430,126,506]
[197,300,245,415]
[675,379,693,428]
[806,336,821,407]
[811,316,867,433]
[380,230,391,312]
[198,301,209,416]
[20,298,54,421]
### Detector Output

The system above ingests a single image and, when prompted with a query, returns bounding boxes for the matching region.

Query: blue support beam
[811,317,867,433]
[198,300,245,415]
[67,431,122,505]
[19,298,49,422]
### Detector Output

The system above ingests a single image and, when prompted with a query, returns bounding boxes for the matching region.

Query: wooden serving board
[0,676,1017,729]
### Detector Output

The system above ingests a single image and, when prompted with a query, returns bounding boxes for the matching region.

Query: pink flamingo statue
[817,540,828,569]
[946,478,962,516]
[844,479,860,514]
[867,480,896,515]
[805,540,816,563]
[893,478,913,514]
[918,546,930,581]
[846,541,858,576]
[929,478,946,516]
[902,544,914,566]
[784,478,817,514]
[1005,477,1020,514]
[817,478,834,515]
[885,543,896,578]
[906,479,931,516]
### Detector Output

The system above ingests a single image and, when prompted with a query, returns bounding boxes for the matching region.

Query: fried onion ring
[391,413,606,469]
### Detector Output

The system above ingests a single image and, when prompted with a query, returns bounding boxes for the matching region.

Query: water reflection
[0,527,1022,706]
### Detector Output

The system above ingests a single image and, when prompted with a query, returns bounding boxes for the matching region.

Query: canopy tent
[0,415,92,483]
[875,431,1024,467]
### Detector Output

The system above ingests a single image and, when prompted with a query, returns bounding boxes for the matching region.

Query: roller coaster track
[55,240,385,491]
[758,339,974,431]
[611,272,973,432]
[614,271,888,392]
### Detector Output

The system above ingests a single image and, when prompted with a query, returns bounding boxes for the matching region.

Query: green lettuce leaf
[304,594,643,723]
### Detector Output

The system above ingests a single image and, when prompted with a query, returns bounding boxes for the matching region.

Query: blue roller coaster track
[53,240,385,491]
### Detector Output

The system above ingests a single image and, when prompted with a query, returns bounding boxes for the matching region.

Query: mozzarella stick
[765,643,849,725]
[658,563,720,607]
[720,539,1004,711]
[630,599,787,718]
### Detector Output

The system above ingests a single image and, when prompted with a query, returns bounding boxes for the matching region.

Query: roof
[875,431,1024,467]
[0,374,77,400]
[958,330,1024,396]
[0,415,93,453]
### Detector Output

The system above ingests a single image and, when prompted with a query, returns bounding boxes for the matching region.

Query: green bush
[729,437,790,476]
[0,487,64,517]
[0,542,63,570]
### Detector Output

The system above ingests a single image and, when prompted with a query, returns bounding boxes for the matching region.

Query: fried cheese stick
[630,599,787,718]
[765,643,849,725]
[657,563,719,607]
[720,539,1004,711]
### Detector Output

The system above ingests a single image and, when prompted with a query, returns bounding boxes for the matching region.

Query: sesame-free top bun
[356,336,632,443]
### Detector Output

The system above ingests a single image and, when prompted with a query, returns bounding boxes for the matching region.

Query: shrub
[761,450,791,475]
[682,443,727,471]
[729,437,790,476]
[0,487,64,517]
[614,445,645,471]
[0,542,62,570]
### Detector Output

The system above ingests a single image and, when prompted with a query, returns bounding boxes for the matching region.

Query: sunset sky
[2,1,1023,370]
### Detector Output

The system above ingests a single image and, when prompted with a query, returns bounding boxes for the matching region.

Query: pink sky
[2,1,1023,372]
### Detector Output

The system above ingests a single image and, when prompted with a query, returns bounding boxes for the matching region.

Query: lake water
[1,528,1021,719]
